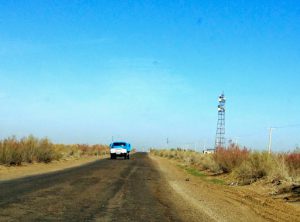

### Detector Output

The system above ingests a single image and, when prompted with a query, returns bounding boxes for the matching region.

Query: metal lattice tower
[215,93,226,149]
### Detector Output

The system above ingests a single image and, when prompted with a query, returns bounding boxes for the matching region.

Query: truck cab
[110,142,131,159]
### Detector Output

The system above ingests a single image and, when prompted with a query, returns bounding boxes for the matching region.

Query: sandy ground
[0,156,106,181]
[0,153,299,221]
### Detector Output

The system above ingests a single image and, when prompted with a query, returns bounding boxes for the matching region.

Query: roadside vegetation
[150,145,300,185]
[0,135,109,165]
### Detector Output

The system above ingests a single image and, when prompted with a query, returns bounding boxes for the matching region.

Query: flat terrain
[0,153,299,222]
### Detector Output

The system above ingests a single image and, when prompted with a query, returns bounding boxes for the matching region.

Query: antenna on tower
[215,93,226,149]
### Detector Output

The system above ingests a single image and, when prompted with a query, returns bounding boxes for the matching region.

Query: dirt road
[0,153,299,222]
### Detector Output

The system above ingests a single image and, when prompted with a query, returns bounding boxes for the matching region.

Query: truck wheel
[127,154,130,159]
[124,154,127,160]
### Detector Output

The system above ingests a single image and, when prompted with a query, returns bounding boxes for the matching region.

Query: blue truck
[110,142,131,159]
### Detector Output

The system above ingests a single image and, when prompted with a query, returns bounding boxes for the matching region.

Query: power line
[268,124,300,154]
[229,124,300,140]
[272,124,300,129]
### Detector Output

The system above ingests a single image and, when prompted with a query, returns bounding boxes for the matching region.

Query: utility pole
[233,137,240,146]
[268,127,275,154]
[267,124,300,154]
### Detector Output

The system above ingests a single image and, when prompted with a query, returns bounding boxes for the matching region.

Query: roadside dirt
[0,156,106,181]
[0,153,299,221]
[151,155,300,222]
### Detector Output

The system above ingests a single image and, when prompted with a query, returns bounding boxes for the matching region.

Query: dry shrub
[214,145,249,173]
[35,138,59,163]
[151,147,298,184]
[0,136,58,165]
[0,135,109,165]
[284,153,300,177]
[150,148,221,173]
[272,155,290,181]
[199,154,221,173]
[93,144,110,156]
[234,152,273,184]
[77,144,89,155]
[0,137,23,165]
[234,152,291,184]
[20,135,38,163]
[52,144,74,158]
[52,143,109,159]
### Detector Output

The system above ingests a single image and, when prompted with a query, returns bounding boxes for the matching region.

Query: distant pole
[166,138,169,148]
[268,127,274,154]
[112,136,114,142]
[266,124,300,153]
[234,137,240,146]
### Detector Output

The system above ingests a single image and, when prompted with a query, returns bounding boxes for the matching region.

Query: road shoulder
[0,156,107,181]
[150,154,300,222]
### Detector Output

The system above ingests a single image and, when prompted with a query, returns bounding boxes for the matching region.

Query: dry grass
[150,148,221,173]
[150,146,300,184]
[0,135,109,165]
[233,152,291,184]
[284,153,300,177]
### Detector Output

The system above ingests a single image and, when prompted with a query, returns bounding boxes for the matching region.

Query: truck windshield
[112,143,126,147]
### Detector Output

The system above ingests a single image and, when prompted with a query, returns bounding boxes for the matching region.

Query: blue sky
[0,0,300,151]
